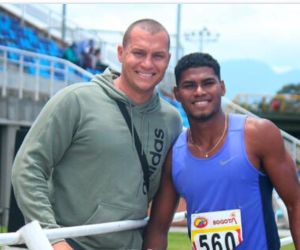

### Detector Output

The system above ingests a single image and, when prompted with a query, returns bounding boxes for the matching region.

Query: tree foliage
[277,83,300,94]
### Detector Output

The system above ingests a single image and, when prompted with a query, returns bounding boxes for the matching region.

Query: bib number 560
[199,232,237,250]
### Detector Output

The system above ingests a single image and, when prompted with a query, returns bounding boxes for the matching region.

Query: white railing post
[281,236,293,246]
[18,54,24,99]
[49,61,54,97]
[64,64,68,86]
[35,59,40,101]
[2,50,8,97]
[18,220,53,250]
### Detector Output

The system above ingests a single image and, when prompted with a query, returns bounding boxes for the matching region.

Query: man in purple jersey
[143,52,300,250]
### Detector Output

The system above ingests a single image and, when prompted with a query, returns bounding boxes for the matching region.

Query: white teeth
[194,100,208,104]
[138,72,154,79]
[194,100,209,107]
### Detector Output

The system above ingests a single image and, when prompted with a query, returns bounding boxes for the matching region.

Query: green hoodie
[12,68,182,249]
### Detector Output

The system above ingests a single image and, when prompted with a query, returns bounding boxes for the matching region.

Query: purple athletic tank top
[172,114,280,250]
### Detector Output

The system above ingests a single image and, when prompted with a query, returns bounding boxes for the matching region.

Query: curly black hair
[174,52,221,86]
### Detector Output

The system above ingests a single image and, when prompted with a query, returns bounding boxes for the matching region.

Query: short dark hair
[122,18,170,50]
[174,52,221,86]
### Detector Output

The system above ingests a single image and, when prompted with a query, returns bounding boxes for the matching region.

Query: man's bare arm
[246,118,300,249]
[143,150,180,250]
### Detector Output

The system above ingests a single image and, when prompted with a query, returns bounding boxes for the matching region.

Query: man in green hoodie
[11,19,182,250]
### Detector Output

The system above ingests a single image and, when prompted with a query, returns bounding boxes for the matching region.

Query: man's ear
[167,52,171,65]
[220,80,226,96]
[174,86,181,102]
[117,45,123,63]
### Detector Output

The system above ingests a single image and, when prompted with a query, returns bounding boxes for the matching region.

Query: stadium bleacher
[0,9,63,58]
[0,8,70,82]
[0,8,100,82]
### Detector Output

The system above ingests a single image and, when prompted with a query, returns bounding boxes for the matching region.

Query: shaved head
[122,19,170,50]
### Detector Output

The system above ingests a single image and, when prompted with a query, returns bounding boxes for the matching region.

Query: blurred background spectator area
[0,5,110,79]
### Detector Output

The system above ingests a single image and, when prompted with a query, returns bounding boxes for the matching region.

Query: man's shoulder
[172,129,187,150]
[55,81,100,97]
[45,82,101,107]
[159,97,180,115]
[245,115,277,132]
[64,81,98,91]
[242,115,282,153]
[159,98,182,127]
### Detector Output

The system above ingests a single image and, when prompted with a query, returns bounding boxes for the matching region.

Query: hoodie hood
[91,68,160,114]
[91,68,163,153]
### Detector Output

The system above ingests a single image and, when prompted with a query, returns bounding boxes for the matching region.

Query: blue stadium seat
[7,30,16,40]
[0,9,66,81]
[40,58,50,66]
[40,68,50,78]
[54,71,65,81]
[8,52,20,61]
[24,56,36,63]
[25,66,36,75]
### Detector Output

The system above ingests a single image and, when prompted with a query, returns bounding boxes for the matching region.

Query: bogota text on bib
[191,209,243,250]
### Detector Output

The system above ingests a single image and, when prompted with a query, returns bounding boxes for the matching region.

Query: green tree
[277,82,300,94]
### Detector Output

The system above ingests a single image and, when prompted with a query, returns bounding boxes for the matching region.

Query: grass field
[167,232,295,250]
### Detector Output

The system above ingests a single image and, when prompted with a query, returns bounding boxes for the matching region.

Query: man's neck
[114,78,154,105]
[189,112,226,138]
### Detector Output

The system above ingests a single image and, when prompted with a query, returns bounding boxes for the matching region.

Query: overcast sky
[44,3,300,73]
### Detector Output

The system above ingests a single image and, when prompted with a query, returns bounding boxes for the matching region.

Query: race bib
[191,209,243,250]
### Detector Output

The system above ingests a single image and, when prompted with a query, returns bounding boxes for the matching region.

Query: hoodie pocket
[79,201,145,249]
[84,200,146,224]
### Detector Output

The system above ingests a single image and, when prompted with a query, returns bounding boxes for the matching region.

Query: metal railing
[0,3,102,44]
[0,212,293,249]
[0,45,93,101]
[0,43,176,106]
[233,93,300,113]
[0,3,180,68]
